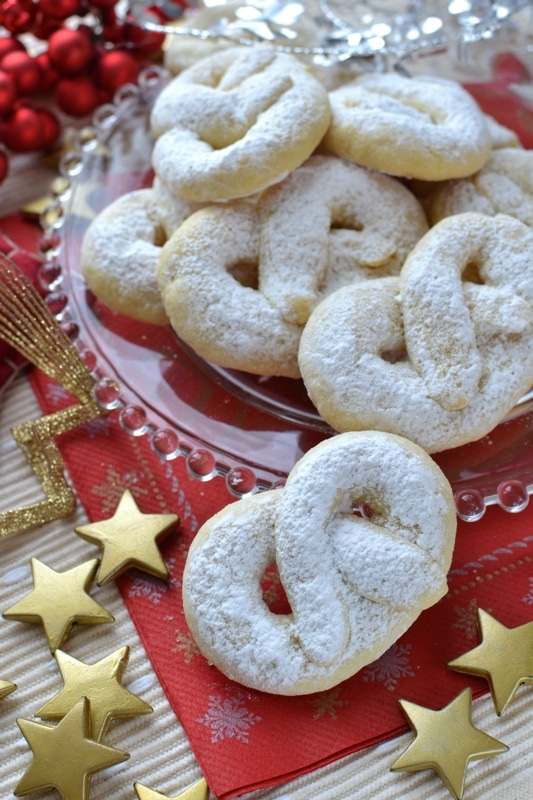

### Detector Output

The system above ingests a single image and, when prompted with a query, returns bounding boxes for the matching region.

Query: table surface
[0,365,532,800]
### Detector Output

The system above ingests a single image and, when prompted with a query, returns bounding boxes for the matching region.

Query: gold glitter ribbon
[0,253,107,537]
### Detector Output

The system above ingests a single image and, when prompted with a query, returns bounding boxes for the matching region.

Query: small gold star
[3,558,114,653]
[134,777,210,800]
[448,608,533,715]
[0,680,16,699]
[15,697,129,799]
[35,646,153,741]
[74,489,179,586]
[390,688,508,799]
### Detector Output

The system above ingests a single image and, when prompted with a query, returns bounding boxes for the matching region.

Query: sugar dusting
[299,213,533,453]
[323,72,492,180]
[150,45,331,202]
[183,432,456,695]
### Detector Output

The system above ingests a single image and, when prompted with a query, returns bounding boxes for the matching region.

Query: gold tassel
[0,253,108,537]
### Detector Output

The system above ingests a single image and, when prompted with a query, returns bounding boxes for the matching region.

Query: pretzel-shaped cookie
[183,431,456,695]
[157,201,303,377]
[80,181,202,324]
[323,72,491,181]
[157,156,428,375]
[259,155,428,325]
[299,213,533,453]
[150,45,331,202]
[429,147,533,227]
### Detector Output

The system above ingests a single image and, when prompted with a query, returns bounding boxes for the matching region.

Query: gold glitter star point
[35,646,152,741]
[448,608,533,715]
[3,558,114,653]
[74,489,179,586]
[134,777,210,800]
[0,255,108,537]
[15,696,129,800]
[0,680,16,699]
[390,687,508,800]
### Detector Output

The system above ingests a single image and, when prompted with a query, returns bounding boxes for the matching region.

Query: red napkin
[27,361,533,799]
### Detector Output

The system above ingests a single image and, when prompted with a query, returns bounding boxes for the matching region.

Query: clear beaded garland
[127,0,532,63]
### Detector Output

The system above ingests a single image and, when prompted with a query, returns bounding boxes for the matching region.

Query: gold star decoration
[448,607,533,715]
[390,687,508,800]
[35,646,153,741]
[3,558,114,653]
[0,680,16,699]
[15,697,129,800]
[74,489,179,586]
[134,777,210,800]
[0,255,108,537]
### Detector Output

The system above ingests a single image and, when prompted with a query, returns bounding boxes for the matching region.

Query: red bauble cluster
[0,0,177,184]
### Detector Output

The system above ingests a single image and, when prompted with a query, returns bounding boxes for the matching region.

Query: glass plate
[41,34,533,522]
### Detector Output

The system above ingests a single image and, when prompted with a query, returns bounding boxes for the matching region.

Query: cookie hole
[380,348,408,363]
[153,224,167,247]
[331,211,363,232]
[227,258,259,290]
[463,259,483,284]
[261,564,291,615]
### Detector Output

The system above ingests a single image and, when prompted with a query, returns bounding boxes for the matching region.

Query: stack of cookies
[80,38,533,455]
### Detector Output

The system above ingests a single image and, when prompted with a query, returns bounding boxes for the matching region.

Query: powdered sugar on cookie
[299,213,533,453]
[183,431,456,694]
[80,187,198,325]
[151,45,331,201]
[323,72,491,180]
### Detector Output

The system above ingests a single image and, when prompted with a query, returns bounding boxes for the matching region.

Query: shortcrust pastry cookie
[323,72,492,181]
[183,430,457,694]
[299,213,533,452]
[429,147,533,226]
[157,155,428,376]
[80,183,201,324]
[150,45,331,201]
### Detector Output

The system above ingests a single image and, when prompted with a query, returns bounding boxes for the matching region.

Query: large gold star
[74,489,179,586]
[448,608,533,715]
[134,777,210,800]
[3,558,114,653]
[390,688,508,799]
[35,646,153,741]
[0,680,16,699]
[15,697,129,799]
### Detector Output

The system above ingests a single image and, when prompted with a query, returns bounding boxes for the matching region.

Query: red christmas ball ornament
[35,107,60,149]
[0,35,25,62]
[35,51,60,92]
[47,28,94,76]
[0,104,43,152]
[0,0,36,34]
[0,149,8,184]
[0,50,41,95]
[95,49,140,93]
[89,0,118,9]
[37,0,82,19]
[124,9,166,56]
[0,69,17,115]
[55,75,99,116]
[102,11,126,45]
[102,23,125,44]
[31,10,61,39]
